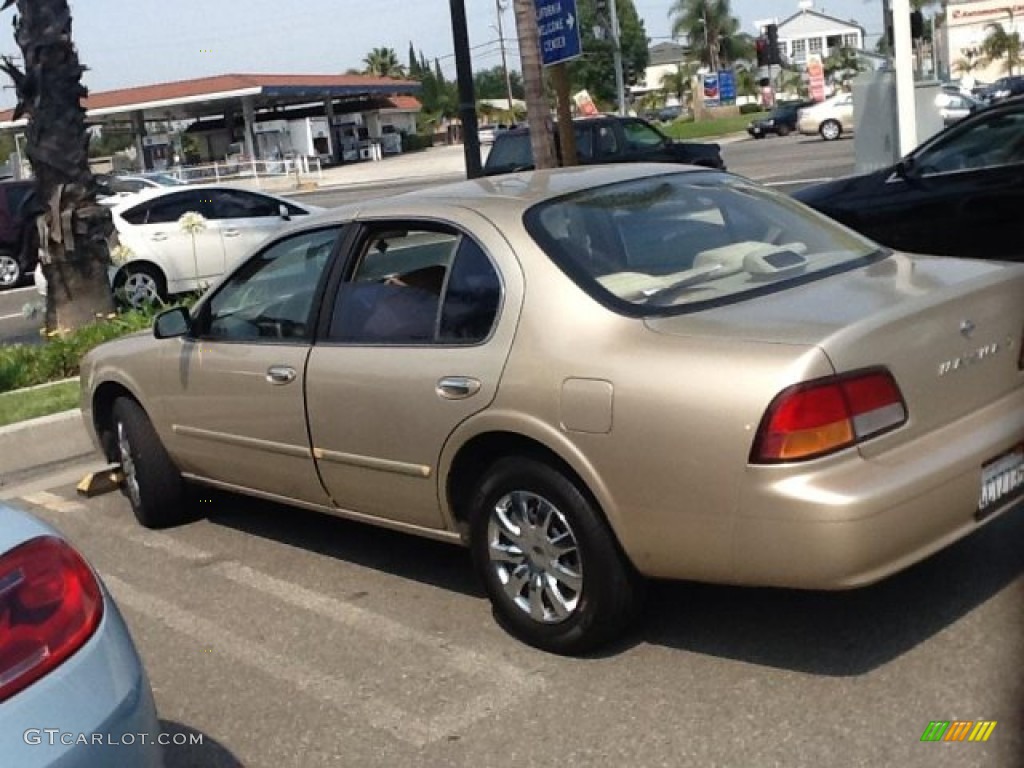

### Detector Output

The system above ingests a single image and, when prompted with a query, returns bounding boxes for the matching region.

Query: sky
[0,0,887,110]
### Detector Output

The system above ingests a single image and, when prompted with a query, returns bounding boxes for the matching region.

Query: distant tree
[660,61,699,107]
[570,0,649,105]
[979,21,1022,76]
[1,0,114,332]
[407,42,421,78]
[88,130,134,158]
[824,46,863,85]
[668,0,746,71]
[362,47,405,78]
[474,65,524,101]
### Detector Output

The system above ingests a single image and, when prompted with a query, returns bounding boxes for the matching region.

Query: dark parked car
[980,75,1024,104]
[482,115,724,176]
[793,95,1024,262]
[0,179,40,290]
[747,100,815,139]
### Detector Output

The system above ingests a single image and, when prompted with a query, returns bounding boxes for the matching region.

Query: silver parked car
[0,503,163,767]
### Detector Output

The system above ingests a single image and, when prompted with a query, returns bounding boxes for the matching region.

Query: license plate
[977,443,1024,520]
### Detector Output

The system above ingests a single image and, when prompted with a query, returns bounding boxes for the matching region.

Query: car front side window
[122,191,212,225]
[622,120,666,149]
[199,227,341,342]
[915,109,1024,176]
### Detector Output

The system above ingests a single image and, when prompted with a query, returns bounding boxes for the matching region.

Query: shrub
[739,103,764,114]
[401,133,434,152]
[0,298,196,395]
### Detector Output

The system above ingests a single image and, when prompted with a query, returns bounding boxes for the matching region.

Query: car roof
[317,164,712,222]
[109,183,280,209]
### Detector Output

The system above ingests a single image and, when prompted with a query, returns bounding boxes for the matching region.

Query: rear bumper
[730,385,1024,589]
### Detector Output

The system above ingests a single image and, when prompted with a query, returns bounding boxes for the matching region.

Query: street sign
[718,70,736,104]
[535,0,582,67]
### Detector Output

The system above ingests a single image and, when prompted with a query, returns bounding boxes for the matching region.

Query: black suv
[747,100,816,139]
[482,115,724,176]
[0,179,40,290]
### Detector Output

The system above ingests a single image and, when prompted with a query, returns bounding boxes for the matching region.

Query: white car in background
[797,93,855,141]
[37,185,322,306]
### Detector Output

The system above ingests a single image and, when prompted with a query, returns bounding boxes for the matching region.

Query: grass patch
[0,379,80,427]
[663,112,769,140]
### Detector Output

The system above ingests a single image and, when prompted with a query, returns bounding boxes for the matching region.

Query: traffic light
[766,24,781,65]
[756,37,769,68]
[910,10,924,39]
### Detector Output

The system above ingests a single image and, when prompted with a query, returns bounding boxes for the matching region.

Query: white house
[945,0,1024,83]
[776,6,865,66]
[636,41,690,96]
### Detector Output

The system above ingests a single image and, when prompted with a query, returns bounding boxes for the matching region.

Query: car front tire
[0,252,21,289]
[469,457,643,654]
[112,397,189,528]
[776,124,792,137]
[820,119,842,141]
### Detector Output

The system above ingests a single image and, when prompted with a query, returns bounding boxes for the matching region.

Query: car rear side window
[327,225,501,345]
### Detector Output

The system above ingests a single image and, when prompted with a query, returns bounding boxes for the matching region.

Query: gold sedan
[80,165,1024,654]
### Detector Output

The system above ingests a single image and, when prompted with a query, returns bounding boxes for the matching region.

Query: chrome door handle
[150,232,169,241]
[266,365,297,385]
[224,229,241,237]
[436,376,480,400]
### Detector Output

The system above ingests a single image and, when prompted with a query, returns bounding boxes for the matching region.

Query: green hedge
[401,133,435,152]
[0,299,195,395]
[739,103,763,114]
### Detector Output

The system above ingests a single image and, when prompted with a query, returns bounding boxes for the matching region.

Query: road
[0,135,855,344]
[2,461,1020,768]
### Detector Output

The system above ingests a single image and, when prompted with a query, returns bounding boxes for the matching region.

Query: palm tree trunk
[513,0,556,169]
[1,0,114,333]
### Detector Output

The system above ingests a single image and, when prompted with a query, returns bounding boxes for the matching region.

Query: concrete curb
[0,408,95,483]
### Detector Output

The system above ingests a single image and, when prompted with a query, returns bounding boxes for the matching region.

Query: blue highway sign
[536,0,582,67]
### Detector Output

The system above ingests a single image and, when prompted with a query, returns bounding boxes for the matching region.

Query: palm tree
[979,21,1022,76]
[668,0,745,71]
[1,0,114,332]
[660,61,700,108]
[362,47,405,78]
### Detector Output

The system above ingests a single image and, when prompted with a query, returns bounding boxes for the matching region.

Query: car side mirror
[153,306,190,339]
[279,203,291,222]
[895,157,915,178]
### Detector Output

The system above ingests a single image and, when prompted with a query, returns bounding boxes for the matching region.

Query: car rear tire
[820,120,842,141]
[112,397,189,529]
[114,264,167,308]
[469,457,644,654]
[776,125,792,137]
[0,252,21,289]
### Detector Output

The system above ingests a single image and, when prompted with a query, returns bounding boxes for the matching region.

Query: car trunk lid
[645,253,1024,454]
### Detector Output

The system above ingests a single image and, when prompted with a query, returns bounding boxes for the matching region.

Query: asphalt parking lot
[3,460,1020,768]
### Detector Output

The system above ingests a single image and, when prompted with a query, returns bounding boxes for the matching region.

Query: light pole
[495,0,515,115]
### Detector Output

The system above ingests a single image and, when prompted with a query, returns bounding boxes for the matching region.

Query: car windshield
[525,171,882,315]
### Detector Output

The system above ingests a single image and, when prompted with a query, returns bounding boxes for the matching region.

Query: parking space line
[0,312,25,321]
[27,491,546,745]
[102,574,441,748]
[21,490,87,513]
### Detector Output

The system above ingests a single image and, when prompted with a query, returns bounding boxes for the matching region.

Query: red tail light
[0,536,103,703]
[751,369,908,463]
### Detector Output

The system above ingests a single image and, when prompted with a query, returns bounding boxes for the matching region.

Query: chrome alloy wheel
[487,490,583,624]
[0,254,20,287]
[121,271,161,307]
[117,420,142,509]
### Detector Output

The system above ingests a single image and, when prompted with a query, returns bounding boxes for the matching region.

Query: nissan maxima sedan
[78,165,1024,654]
[0,504,163,767]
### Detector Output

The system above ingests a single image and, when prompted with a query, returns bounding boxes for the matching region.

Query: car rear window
[525,171,882,316]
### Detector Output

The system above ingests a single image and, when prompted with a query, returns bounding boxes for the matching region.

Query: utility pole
[609,0,626,114]
[496,0,516,114]
[512,0,556,169]
[449,0,482,177]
